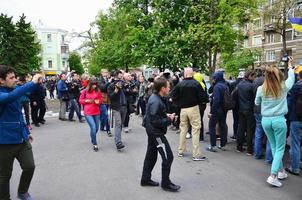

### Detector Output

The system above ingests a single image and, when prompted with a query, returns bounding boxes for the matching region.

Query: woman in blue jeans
[255,61,295,187]
[80,79,103,151]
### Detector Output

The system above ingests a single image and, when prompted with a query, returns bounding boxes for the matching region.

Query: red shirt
[79,89,103,116]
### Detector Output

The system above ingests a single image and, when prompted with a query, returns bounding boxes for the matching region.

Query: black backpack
[295,87,302,117]
[223,88,235,111]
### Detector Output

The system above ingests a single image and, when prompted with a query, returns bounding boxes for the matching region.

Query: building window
[269,16,276,24]
[253,18,262,30]
[47,34,52,42]
[254,55,261,62]
[266,51,276,61]
[61,35,65,43]
[243,39,249,48]
[286,30,294,41]
[48,60,53,68]
[252,35,262,46]
[62,61,65,68]
[267,33,275,43]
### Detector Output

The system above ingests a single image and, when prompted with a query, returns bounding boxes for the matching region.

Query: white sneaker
[124,127,129,133]
[267,176,282,187]
[278,171,288,180]
[186,133,191,139]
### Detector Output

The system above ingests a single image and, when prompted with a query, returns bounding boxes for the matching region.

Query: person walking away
[171,68,206,161]
[207,71,229,152]
[17,76,32,130]
[48,77,56,100]
[253,69,272,162]
[107,71,127,150]
[57,74,69,121]
[255,61,295,187]
[141,77,181,192]
[193,72,209,141]
[99,69,112,137]
[0,65,43,200]
[68,73,84,123]
[29,77,47,127]
[79,78,103,151]
[137,75,147,116]
[236,70,256,155]
[286,70,302,176]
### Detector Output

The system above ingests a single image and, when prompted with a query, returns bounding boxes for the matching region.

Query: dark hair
[0,65,16,80]
[154,77,168,93]
[18,75,27,83]
[87,78,100,93]
[245,70,256,79]
[111,70,122,78]
[299,71,302,79]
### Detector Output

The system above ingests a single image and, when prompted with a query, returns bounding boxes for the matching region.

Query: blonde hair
[262,65,284,98]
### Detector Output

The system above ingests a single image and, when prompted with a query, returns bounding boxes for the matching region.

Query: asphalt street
[10,111,302,200]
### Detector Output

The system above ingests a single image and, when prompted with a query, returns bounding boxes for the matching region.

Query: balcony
[264,24,276,32]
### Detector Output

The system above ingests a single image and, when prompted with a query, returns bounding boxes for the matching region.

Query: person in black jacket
[30,78,47,127]
[107,70,127,150]
[141,77,180,192]
[68,73,84,122]
[236,70,256,155]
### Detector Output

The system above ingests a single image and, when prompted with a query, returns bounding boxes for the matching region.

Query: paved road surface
[10,113,302,200]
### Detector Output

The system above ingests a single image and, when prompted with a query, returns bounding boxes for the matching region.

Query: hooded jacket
[211,71,228,115]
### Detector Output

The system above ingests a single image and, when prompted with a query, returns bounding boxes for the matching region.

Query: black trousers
[30,100,46,124]
[141,135,174,186]
[0,141,35,200]
[237,110,256,153]
[22,102,30,126]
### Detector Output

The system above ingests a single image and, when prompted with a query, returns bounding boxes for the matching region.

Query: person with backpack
[171,68,206,161]
[255,62,295,187]
[207,71,230,152]
[79,78,103,152]
[286,70,302,176]
[236,70,256,155]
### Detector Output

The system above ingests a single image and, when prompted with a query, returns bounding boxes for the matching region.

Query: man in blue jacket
[57,73,68,121]
[0,65,43,200]
[286,71,302,176]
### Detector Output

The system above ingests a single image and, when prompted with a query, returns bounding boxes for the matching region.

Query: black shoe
[59,118,68,121]
[107,131,112,137]
[79,119,85,123]
[116,142,125,150]
[236,148,245,153]
[285,168,300,176]
[162,182,181,192]
[39,121,45,125]
[141,180,159,187]
[34,123,40,127]
[93,145,99,152]
[68,119,76,122]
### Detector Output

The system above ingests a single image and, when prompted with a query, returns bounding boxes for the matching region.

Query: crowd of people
[0,57,302,199]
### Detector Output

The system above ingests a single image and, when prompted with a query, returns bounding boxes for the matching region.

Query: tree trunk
[125,63,129,72]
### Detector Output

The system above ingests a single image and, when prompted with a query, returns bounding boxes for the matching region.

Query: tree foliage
[0,14,41,75]
[88,0,262,76]
[68,52,84,75]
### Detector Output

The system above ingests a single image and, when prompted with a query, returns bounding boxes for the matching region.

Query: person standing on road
[255,60,295,187]
[171,67,206,161]
[0,65,43,200]
[57,74,69,121]
[236,70,256,156]
[17,76,32,130]
[141,77,181,192]
[68,73,84,123]
[29,76,47,127]
[79,78,103,152]
[286,70,302,176]
[107,70,127,150]
[137,75,147,116]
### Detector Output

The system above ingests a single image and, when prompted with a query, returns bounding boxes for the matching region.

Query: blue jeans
[100,104,110,132]
[289,121,302,173]
[69,98,82,120]
[262,116,287,175]
[85,115,100,145]
[254,114,273,161]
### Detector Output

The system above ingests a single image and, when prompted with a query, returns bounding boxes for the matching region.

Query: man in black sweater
[236,70,256,155]
[171,68,206,161]
[30,78,46,127]
[141,77,180,192]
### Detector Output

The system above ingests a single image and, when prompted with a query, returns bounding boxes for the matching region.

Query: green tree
[0,14,41,75]
[68,52,84,75]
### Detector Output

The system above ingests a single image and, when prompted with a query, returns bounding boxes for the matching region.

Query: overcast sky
[0,0,113,49]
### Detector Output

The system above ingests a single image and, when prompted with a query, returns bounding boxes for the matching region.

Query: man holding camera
[0,65,43,200]
[108,70,127,150]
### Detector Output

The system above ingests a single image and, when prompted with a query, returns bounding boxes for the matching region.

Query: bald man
[171,68,207,161]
